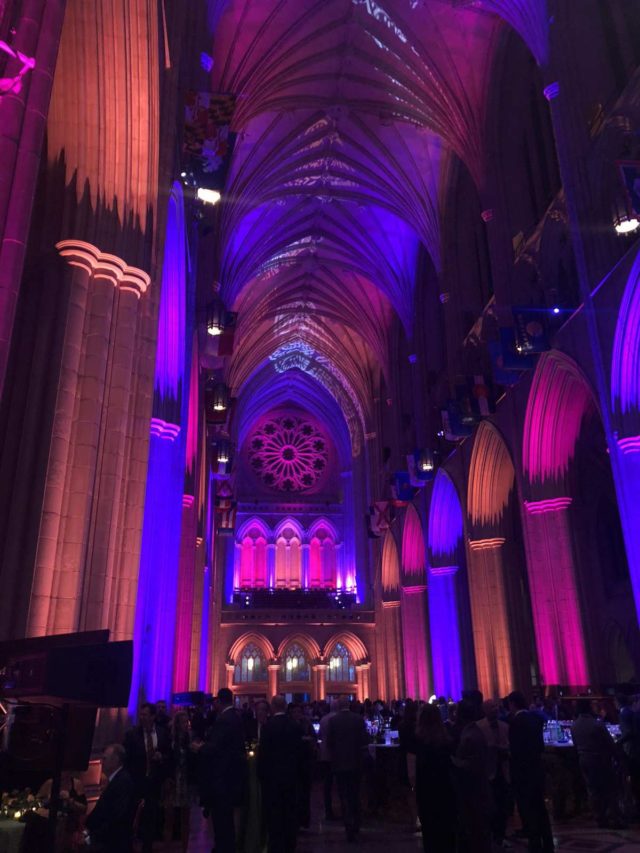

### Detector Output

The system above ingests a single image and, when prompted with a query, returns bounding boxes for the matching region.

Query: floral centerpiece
[0,789,42,821]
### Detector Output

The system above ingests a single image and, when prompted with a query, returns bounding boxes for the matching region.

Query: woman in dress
[163,711,194,851]
[414,703,457,852]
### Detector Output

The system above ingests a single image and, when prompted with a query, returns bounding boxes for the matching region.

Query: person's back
[572,711,615,764]
[258,710,303,786]
[327,705,368,773]
[86,744,135,853]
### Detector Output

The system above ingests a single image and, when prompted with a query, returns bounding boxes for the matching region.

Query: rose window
[248,415,329,492]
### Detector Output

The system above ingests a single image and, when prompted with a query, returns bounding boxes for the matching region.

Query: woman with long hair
[414,703,457,852]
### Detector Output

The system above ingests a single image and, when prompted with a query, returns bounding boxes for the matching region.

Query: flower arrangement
[0,789,42,821]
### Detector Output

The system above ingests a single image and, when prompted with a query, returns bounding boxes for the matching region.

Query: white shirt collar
[108,766,122,783]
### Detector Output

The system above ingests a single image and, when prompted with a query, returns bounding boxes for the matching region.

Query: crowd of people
[80,688,640,853]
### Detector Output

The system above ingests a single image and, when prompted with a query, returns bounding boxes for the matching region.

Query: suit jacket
[327,709,368,773]
[509,710,544,786]
[86,768,135,853]
[123,724,171,796]
[257,713,303,789]
[200,706,247,804]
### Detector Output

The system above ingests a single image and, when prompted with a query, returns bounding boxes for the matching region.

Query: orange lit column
[381,600,404,699]
[82,263,150,633]
[466,538,513,697]
[313,663,328,701]
[225,662,234,691]
[401,585,431,700]
[268,663,280,700]
[522,497,590,687]
[27,247,94,635]
[355,662,371,702]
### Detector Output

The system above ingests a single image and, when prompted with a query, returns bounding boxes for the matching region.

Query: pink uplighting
[524,496,572,514]
[150,418,181,441]
[402,504,426,577]
[523,352,593,483]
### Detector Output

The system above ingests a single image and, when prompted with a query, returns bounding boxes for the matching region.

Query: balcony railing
[231,587,357,610]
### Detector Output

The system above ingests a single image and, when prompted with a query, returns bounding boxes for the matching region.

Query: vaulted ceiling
[209,0,547,438]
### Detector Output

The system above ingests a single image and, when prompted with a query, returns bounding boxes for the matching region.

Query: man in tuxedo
[124,702,171,853]
[508,691,554,853]
[327,697,369,842]
[257,694,303,853]
[86,743,135,852]
[199,687,247,853]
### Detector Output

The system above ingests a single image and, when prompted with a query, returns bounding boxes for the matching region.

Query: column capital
[524,497,572,515]
[543,82,560,101]
[402,584,427,594]
[150,418,180,441]
[468,537,505,552]
[618,435,640,455]
[56,239,150,297]
[355,661,371,671]
[429,565,459,577]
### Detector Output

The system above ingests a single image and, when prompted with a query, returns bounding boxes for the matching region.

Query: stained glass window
[281,643,310,682]
[234,643,267,683]
[326,642,355,682]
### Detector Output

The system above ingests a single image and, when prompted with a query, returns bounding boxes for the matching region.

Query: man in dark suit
[198,687,247,853]
[257,694,303,853]
[123,702,171,853]
[86,743,135,852]
[507,691,554,853]
[327,696,369,842]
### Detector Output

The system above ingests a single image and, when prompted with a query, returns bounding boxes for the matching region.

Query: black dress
[414,739,457,853]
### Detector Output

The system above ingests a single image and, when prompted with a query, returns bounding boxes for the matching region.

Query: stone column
[401,585,431,700]
[381,600,404,700]
[522,497,590,686]
[301,543,310,589]
[267,543,276,589]
[313,663,328,701]
[466,538,513,698]
[267,663,280,700]
[174,495,197,692]
[428,566,463,700]
[225,663,234,691]
[355,662,371,703]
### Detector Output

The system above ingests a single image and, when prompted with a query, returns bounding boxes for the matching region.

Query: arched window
[280,643,310,682]
[275,525,302,588]
[234,643,267,684]
[308,525,337,589]
[326,642,355,683]
[237,525,268,588]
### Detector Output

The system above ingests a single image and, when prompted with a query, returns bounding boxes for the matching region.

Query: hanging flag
[215,483,236,535]
[454,375,495,424]
[367,502,395,537]
[512,307,550,354]
[488,340,522,386]
[407,453,431,486]
[184,91,237,191]
[441,403,474,441]
[391,471,416,506]
[497,326,537,371]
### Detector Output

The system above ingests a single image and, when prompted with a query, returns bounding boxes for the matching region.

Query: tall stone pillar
[522,497,590,686]
[428,566,463,700]
[225,663,234,691]
[466,538,513,697]
[313,663,328,701]
[381,600,404,699]
[356,662,371,702]
[27,241,150,638]
[301,543,310,589]
[174,495,197,692]
[267,663,280,700]
[401,585,431,700]
[267,543,276,589]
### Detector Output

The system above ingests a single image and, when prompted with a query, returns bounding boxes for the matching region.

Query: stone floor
[176,786,640,853]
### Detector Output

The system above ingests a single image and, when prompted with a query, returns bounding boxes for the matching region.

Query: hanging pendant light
[212,383,228,412]
[417,448,434,473]
[206,301,225,336]
[216,439,230,464]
